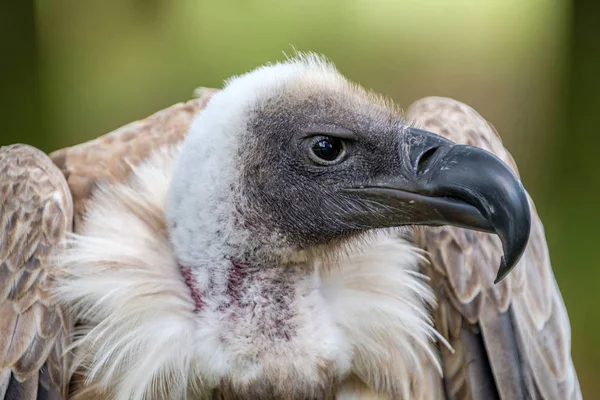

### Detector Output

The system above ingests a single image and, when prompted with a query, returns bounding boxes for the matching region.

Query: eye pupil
[312,137,342,162]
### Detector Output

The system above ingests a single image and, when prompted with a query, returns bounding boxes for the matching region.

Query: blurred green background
[1,0,599,396]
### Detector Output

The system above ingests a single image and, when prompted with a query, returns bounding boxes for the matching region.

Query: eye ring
[308,136,346,165]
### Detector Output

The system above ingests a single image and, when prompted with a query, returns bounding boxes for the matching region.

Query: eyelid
[302,124,356,140]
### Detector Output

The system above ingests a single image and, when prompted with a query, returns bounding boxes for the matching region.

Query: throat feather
[179,258,250,313]
[179,258,298,341]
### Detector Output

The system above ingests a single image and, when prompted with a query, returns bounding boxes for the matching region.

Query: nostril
[416,146,441,175]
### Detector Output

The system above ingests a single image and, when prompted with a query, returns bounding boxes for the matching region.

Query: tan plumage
[49,90,216,229]
[0,145,71,399]
[0,61,580,399]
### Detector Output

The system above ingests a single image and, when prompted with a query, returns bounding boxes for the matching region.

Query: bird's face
[169,56,530,281]
[239,87,408,249]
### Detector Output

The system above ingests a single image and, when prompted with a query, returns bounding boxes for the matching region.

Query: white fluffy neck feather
[54,143,445,399]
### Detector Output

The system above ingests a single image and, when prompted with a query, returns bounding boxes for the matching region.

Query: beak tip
[494,268,507,285]
[494,255,517,284]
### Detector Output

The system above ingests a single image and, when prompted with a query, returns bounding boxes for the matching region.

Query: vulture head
[58,54,531,399]
[169,55,528,277]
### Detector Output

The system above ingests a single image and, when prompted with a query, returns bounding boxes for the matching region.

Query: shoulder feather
[0,144,72,399]
[49,91,216,230]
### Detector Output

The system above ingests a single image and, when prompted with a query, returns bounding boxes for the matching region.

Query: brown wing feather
[49,90,216,229]
[406,97,581,399]
[0,144,73,399]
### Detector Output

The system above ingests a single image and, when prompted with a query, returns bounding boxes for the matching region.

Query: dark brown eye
[310,137,345,164]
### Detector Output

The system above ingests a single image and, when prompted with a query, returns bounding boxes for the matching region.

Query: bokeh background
[2,0,599,396]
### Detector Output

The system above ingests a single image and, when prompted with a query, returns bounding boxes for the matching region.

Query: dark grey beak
[344,127,531,283]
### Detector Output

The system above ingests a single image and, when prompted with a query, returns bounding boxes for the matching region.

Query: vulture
[0,53,581,400]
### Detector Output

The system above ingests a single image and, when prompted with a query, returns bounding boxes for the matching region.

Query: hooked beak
[343,127,531,283]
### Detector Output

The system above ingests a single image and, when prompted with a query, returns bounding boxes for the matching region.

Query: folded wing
[407,97,581,400]
[0,144,72,400]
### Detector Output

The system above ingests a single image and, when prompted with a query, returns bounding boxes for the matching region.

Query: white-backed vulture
[0,54,581,399]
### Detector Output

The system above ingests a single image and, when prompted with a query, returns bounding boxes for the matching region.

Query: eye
[309,136,346,165]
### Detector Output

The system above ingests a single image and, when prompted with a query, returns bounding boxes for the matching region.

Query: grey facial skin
[238,90,530,283]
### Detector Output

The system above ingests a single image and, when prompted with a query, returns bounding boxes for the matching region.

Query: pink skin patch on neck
[181,265,205,311]
[180,258,249,312]
[224,258,247,308]
[180,258,296,340]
